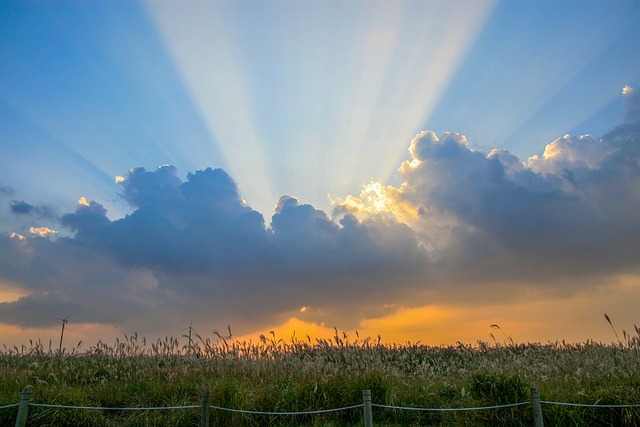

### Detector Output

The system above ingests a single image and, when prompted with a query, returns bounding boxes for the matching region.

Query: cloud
[10,200,33,215]
[10,200,55,219]
[1,165,425,332]
[341,119,640,286]
[1,88,639,337]
[0,234,165,328]
[271,195,425,279]
[623,84,640,123]
[0,185,15,197]
[29,226,57,237]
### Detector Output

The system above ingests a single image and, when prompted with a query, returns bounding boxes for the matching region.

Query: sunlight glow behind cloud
[28,226,57,237]
[144,0,496,215]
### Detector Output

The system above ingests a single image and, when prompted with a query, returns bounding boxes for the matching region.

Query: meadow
[1,326,639,426]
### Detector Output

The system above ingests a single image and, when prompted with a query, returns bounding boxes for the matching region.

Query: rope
[28,402,362,415]
[209,403,364,415]
[29,403,199,411]
[373,401,530,412]
[23,399,640,415]
[541,401,640,409]
[0,403,19,409]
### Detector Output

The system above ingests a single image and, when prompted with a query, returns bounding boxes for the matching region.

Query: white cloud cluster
[337,116,640,285]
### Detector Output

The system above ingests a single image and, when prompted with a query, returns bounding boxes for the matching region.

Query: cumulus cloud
[340,120,640,286]
[1,88,639,336]
[0,165,426,332]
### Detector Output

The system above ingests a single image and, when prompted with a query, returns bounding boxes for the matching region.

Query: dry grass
[1,326,639,426]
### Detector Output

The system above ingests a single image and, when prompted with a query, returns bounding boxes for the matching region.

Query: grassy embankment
[1,327,639,426]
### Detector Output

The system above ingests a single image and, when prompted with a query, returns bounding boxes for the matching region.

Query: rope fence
[541,400,640,409]
[0,403,19,410]
[372,401,530,412]
[5,386,640,426]
[29,403,199,411]
[208,403,363,415]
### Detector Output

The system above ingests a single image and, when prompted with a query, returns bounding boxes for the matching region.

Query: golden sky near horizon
[3,273,638,349]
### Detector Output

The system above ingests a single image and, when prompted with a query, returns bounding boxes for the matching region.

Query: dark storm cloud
[0,165,426,331]
[271,195,424,279]
[62,166,273,274]
[0,234,163,328]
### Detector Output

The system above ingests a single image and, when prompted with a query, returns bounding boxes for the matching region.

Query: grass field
[1,327,639,426]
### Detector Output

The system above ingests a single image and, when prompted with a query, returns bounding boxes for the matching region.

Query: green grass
[1,329,640,426]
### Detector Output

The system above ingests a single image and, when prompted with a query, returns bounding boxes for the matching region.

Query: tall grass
[1,327,639,426]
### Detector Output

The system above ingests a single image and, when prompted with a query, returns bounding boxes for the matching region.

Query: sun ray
[425,1,640,158]
[144,1,497,216]
[145,1,278,216]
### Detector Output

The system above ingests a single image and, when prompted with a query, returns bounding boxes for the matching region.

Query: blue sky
[1,0,639,346]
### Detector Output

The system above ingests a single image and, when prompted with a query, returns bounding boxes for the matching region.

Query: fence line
[541,400,640,409]
[9,386,640,427]
[208,403,364,415]
[29,403,199,411]
[23,402,363,416]
[372,401,530,412]
[0,403,19,409]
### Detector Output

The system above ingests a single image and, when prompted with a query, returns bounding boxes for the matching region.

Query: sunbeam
[145,0,496,215]
[145,1,278,215]
[0,1,221,219]
[425,1,640,158]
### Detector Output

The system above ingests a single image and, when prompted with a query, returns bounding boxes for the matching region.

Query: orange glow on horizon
[0,282,29,303]
[0,322,123,351]
[235,275,640,347]
[2,275,639,350]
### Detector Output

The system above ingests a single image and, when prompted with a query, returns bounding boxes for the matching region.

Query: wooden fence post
[14,386,31,427]
[200,390,210,427]
[363,389,373,427]
[531,387,544,427]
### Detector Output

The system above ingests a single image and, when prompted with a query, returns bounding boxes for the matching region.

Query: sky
[1,0,640,349]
